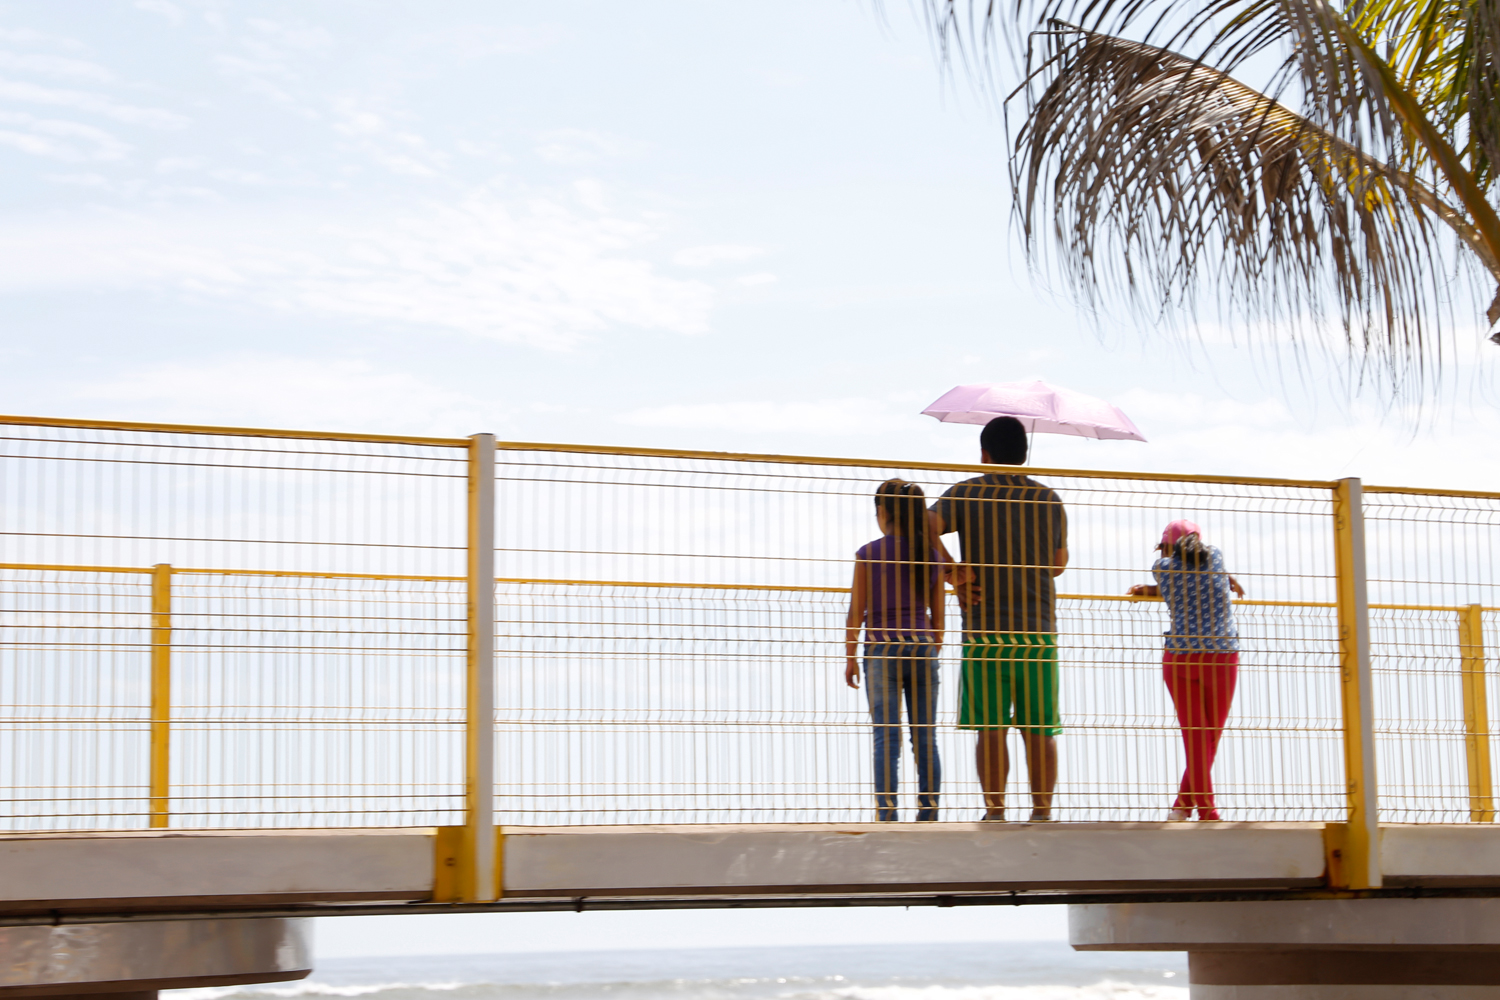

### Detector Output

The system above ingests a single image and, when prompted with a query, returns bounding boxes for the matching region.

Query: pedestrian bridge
[1,413,1496,922]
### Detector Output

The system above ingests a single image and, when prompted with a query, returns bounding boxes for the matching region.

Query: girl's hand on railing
[1127,584,1158,597]
[1229,576,1246,598]
[845,656,860,689]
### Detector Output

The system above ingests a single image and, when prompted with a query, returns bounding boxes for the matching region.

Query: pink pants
[1163,651,1239,819]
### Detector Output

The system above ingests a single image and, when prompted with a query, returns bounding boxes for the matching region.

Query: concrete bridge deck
[2,822,1497,922]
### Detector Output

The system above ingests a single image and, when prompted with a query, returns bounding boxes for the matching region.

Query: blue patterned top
[1152,546,1240,652]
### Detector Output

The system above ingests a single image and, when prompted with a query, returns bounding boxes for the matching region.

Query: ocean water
[167,942,1189,1000]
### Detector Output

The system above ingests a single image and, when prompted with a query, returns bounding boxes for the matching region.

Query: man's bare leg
[976,728,1009,819]
[1023,733,1058,820]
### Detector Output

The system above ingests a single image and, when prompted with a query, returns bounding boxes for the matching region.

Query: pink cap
[1161,519,1202,547]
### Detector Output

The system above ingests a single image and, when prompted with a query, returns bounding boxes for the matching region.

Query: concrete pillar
[1071,899,1500,998]
[0,918,309,1000]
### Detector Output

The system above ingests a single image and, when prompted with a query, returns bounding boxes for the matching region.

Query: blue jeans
[863,641,941,822]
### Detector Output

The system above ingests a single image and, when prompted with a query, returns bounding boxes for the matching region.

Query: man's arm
[1050,502,1069,578]
[928,507,978,606]
[928,508,958,570]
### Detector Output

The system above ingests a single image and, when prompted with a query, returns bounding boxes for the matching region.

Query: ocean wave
[169,984,465,1000]
[808,985,1185,1000]
[169,982,1185,1000]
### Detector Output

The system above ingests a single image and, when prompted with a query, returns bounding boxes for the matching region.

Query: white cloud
[74,356,495,435]
[213,19,335,118]
[45,171,113,187]
[245,19,335,54]
[0,110,127,160]
[0,189,715,349]
[763,68,811,88]
[134,1,184,25]
[331,99,449,177]
[0,76,187,128]
[0,51,113,82]
[1026,386,1500,493]
[535,128,646,165]
[208,167,269,184]
[156,156,202,173]
[1110,388,1294,430]
[736,272,777,287]
[619,397,910,435]
[0,28,87,51]
[215,53,303,108]
[573,179,608,212]
[673,244,764,268]
[413,24,567,60]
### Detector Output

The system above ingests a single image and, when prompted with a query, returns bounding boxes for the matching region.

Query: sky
[3,0,1498,487]
[2,0,1497,960]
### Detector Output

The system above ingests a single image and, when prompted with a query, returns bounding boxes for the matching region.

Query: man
[929,416,1068,822]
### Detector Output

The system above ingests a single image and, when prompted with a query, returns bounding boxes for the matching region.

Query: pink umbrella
[921,380,1147,442]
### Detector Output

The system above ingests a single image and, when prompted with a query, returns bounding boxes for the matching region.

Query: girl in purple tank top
[844,479,945,821]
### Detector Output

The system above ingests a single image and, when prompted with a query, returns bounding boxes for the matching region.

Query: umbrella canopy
[921,380,1147,442]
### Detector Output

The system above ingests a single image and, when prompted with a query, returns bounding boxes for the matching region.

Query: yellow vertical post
[149,563,172,829]
[463,434,498,901]
[1460,604,1494,823]
[1333,478,1380,888]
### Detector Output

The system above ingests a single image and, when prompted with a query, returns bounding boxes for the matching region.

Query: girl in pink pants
[1130,520,1245,821]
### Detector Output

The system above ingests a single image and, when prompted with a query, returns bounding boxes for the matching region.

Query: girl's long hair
[1172,532,1213,569]
[875,479,935,607]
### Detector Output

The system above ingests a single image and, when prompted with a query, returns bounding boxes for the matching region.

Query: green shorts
[958,633,1061,735]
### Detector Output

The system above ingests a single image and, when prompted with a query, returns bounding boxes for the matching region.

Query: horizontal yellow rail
[495,439,1340,490]
[1362,484,1500,501]
[187,567,464,583]
[0,562,154,575]
[3,413,1496,497]
[0,562,462,583]
[0,561,1490,614]
[0,414,470,449]
[496,576,849,594]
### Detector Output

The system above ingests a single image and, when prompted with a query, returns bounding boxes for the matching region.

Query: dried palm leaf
[926,0,1500,394]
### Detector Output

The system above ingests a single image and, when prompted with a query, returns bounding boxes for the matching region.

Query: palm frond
[1014,24,1473,389]
[924,0,1500,391]
[1348,0,1500,192]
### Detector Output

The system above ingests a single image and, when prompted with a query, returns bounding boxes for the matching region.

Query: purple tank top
[856,535,940,643]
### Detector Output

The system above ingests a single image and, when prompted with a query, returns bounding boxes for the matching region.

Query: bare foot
[1028,809,1054,823]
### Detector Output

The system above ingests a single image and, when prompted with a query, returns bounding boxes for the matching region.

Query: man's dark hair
[980,416,1028,465]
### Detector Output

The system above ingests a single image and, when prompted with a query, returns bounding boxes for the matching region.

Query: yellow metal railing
[2,565,1493,821]
[1462,604,1495,823]
[149,563,172,829]
[2,413,1499,898]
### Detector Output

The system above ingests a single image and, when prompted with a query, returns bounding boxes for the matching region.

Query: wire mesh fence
[0,419,1495,832]
[0,420,469,830]
[494,447,1345,824]
[1365,489,1500,824]
[493,583,1348,824]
